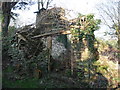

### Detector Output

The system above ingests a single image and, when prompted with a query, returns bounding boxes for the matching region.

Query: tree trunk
[1,2,17,61]
[118,1,120,63]
[1,2,17,37]
[1,13,10,36]
[117,30,120,63]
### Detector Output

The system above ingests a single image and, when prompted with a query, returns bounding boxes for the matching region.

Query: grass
[3,78,39,88]
[2,65,39,88]
[3,74,82,88]
[3,66,82,88]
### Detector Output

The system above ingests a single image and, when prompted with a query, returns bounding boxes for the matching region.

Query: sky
[11,0,103,26]
[10,0,119,40]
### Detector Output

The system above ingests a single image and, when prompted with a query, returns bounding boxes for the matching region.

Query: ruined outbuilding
[14,7,72,74]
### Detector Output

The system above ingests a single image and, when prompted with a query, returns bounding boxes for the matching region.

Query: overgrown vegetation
[1,1,119,89]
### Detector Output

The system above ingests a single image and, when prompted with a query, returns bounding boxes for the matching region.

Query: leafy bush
[3,26,49,79]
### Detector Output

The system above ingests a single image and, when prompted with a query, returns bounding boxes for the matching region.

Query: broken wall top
[36,7,70,33]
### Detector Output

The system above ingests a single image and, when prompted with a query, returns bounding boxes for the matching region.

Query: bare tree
[118,1,120,60]
[37,0,53,11]
[97,0,119,29]
[97,0,120,64]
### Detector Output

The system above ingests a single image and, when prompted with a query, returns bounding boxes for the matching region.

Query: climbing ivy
[70,14,101,60]
[70,14,101,79]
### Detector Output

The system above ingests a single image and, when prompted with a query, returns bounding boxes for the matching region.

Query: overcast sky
[11,0,103,26]
[10,0,119,40]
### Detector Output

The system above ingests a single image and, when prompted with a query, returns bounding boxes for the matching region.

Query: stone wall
[36,7,70,59]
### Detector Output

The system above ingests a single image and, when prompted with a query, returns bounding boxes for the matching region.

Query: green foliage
[70,13,101,62]
[65,69,71,77]
[69,14,101,83]
[0,13,3,21]
[3,33,49,87]
[8,26,16,36]
[77,71,85,80]
[106,40,118,48]
[8,41,49,75]
[86,14,94,20]
[97,65,108,71]
[86,14,101,32]
[3,77,39,88]
[2,26,16,51]
[3,29,49,80]
[4,66,14,73]
[71,14,101,38]
[97,37,117,49]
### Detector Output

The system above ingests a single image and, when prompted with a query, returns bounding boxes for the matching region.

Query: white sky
[10,0,119,40]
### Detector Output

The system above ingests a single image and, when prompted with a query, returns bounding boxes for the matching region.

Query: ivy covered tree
[70,14,101,77]
[71,14,101,60]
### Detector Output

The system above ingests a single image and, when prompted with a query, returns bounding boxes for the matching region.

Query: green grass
[3,66,80,88]
[3,75,81,88]
[3,78,39,88]
[3,66,40,88]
